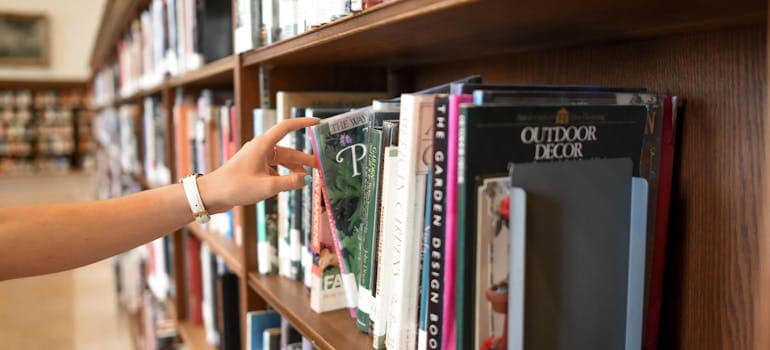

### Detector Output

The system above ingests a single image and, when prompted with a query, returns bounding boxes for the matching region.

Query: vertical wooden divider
[163,86,187,322]
[235,56,267,350]
[757,4,770,349]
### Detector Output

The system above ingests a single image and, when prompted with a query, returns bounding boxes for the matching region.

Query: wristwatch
[181,174,211,224]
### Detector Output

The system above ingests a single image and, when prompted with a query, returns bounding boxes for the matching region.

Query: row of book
[0,89,91,174]
[172,88,244,245]
[234,0,387,53]
[93,0,233,104]
[94,105,143,198]
[251,77,680,350]
[0,89,85,109]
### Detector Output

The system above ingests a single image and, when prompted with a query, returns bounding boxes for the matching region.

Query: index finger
[260,117,320,147]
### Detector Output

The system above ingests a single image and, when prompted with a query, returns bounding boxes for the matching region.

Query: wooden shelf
[241,0,765,67]
[90,55,235,111]
[167,55,235,88]
[187,222,243,275]
[247,273,371,350]
[178,321,214,350]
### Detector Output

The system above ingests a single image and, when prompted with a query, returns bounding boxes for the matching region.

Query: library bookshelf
[90,0,770,349]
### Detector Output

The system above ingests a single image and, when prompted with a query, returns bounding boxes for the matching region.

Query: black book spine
[293,128,305,282]
[427,96,448,349]
[301,128,313,289]
[220,271,242,350]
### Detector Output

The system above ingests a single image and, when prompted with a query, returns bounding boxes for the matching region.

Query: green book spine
[456,106,469,349]
[355,127,383,333]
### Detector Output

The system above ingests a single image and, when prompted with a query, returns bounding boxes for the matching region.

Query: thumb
[269,172,308,193]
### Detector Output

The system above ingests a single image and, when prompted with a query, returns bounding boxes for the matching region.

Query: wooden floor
[0,172,133,350]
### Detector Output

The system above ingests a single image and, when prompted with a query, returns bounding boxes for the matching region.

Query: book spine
[302,133,314,289]
[455,102,473,350]
[355,127,382,333]
[387,94,433,350]
[442,94,471,350]
[257,199,279,274]
[427,96,448,349]
[417,172,434,350]
[372,145,399,348]
[308,128,358,317]
[286,127,305,281]
[200,244,220,346]
[187,235,203,325]
[643,95,677,350]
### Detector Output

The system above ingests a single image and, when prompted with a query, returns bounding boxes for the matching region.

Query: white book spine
[373,145,399,348]
[200,244,220,346]
[234,0,253,53]
[386,94,433,350]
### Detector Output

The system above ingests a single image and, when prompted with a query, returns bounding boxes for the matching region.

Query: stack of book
[172,88,242,244]
[251,77,681,350]
[234,0,388,53]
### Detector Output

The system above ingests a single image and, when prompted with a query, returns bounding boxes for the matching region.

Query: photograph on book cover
[0,12,48,66]
[475,176,510,350]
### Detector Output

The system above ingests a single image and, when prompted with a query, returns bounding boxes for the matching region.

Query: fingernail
[304,175,313,186]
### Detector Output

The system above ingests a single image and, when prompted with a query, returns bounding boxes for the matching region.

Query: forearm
[0,183,193,280]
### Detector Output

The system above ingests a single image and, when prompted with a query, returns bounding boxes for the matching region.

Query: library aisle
[0,172,132,350]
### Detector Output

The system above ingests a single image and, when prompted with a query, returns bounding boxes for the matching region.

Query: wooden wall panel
[414,25,766,349]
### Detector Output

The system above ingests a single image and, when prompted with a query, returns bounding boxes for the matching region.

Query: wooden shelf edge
[178,321,214,350]
[186,222,244,274]
[240,0,766,67]
[166,55,235,88]
[241,0,456,67]
[90,55,236,111]
[247,273,372,350]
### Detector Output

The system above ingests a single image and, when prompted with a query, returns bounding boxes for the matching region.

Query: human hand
[197,117,320,213]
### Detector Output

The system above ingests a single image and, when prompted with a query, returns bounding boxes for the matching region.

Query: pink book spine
[441,94,472,350]
[309,128,357,318]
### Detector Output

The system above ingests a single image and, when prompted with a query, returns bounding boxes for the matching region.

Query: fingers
[261,118,320,147]
[269,146,316,169]
[270,172,308,193]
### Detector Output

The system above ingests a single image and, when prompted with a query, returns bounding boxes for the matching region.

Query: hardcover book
[372,122,399,348]
[304,107,358,290]
[277,92,387,282]
[472,89,675,350]
[426,95,448,350]
[508,159,648,350]
[246,310,281,350]
[387,94,436,350]
[457,104,649,349]
[310,107,374,315]
[355,126,384,333]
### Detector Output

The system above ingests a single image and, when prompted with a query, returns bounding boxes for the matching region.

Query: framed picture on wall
[0,12,49,66]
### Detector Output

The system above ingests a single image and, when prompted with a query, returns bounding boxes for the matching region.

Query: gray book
[508,158,647,350]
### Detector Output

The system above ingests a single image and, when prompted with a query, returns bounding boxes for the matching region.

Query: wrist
[196,174,230,214]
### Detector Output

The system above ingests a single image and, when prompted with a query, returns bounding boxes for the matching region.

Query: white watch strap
[182,174,210,224]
